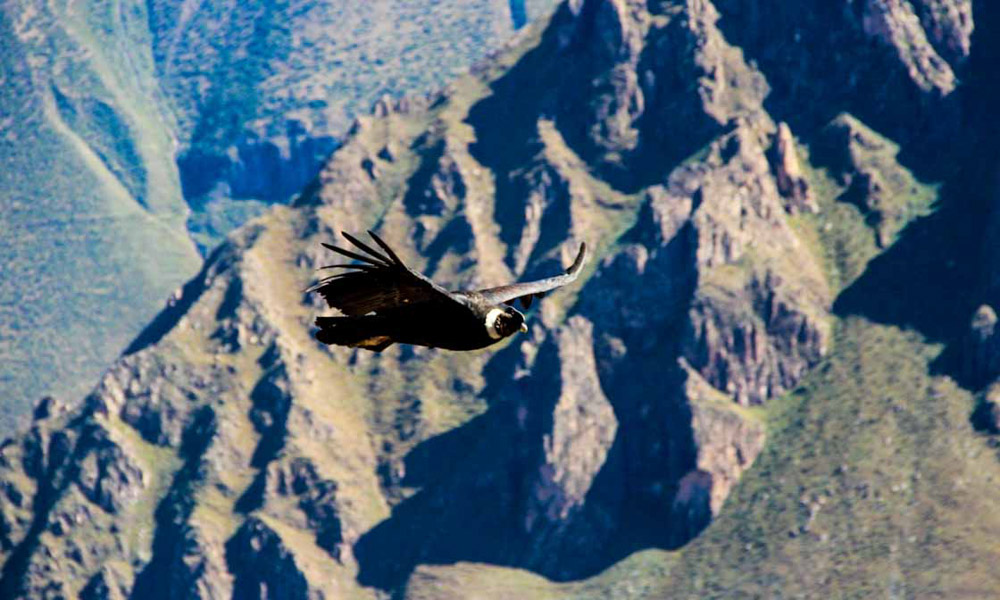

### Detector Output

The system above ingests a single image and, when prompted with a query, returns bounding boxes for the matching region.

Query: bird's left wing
[307,231,463,316]
[473,242,588,309]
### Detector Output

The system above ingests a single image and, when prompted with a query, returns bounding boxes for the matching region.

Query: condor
[308,231,587,352]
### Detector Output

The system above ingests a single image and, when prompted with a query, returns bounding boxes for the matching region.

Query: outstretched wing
[307,230,461,316]
[474,243,588,309]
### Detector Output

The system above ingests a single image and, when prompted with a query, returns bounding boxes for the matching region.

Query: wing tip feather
[321,241,385,267]
[567,242,588,276]
[341,231,392,266]
[367,229,404,265]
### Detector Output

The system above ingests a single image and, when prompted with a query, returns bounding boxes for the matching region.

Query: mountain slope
[1,0,999,598]
[0,0,558,437]
[151,0,560,251]
[0,0,201,434]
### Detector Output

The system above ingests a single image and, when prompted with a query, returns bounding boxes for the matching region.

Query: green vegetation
[812,115,939,252]
[638,117,996,597]
[408,550,678,600]
[628,117,987,596]
[667,317,1000,598]
[0,0,200,435]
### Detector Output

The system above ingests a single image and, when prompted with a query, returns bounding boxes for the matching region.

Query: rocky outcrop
[0,394,161,599]
[683,366,766,514]
[262,458,344,560]
[225,518,309,600]
[523,317,617,537]
[713,0,967,161]
[683,125,831,405]
[772,122,815,214]
[860,0,957,94]
[965,305,1000,387]
[814,114,934,248]
[912,0,974,67]
[75,430,145,514]
[104,352,217,448]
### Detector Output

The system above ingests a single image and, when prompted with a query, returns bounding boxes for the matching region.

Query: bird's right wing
[473,242,588,309]
[307,230,462,316]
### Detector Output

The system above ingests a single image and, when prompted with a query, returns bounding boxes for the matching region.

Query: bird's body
[317,295,494,351]
[308,231,587,352]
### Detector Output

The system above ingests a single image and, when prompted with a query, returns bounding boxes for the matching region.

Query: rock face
[523,317,617,537]
[0,0,993,597]
[685,367,766,515]
[773,122,815,214]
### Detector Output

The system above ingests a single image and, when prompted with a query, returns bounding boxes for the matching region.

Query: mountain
[0,0,202,436]
[0,0,557,436]
[151,0,558,251]
[2,0,999,598]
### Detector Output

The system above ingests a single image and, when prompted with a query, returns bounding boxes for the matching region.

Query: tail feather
[315,316,395,352]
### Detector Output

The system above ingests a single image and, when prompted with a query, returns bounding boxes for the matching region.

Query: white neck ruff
[485,308,504,339]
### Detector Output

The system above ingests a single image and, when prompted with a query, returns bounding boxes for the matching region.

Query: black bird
[308,230,588,352]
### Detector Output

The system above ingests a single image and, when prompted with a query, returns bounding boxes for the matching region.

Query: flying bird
[307,230,588,352]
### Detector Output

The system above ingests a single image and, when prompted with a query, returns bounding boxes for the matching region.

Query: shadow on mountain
[832,0,1000,386]
[130,406,218,600]
[713,0,961,180]
[467,4,725,203]
[466,17,554,261]
[509,0,528,30]
[234,365,292,514]
[354,344,700,592]
[355,203,704,592]
[832,179,990,344]
[713,0,1000,386]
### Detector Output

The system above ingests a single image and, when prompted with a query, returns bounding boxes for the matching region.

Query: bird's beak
[519,322,528,333]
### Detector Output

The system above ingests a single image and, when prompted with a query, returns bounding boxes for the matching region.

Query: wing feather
[367,230,405,266]
[340,231,392,265]
[474,242,588,308]
[321,242,388,267]
[309,232,461,316]
[318,263,376,271]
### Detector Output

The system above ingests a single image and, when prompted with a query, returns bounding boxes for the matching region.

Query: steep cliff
[2,0,999,598]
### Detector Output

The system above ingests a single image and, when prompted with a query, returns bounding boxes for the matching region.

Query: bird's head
[485,306,528,340]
